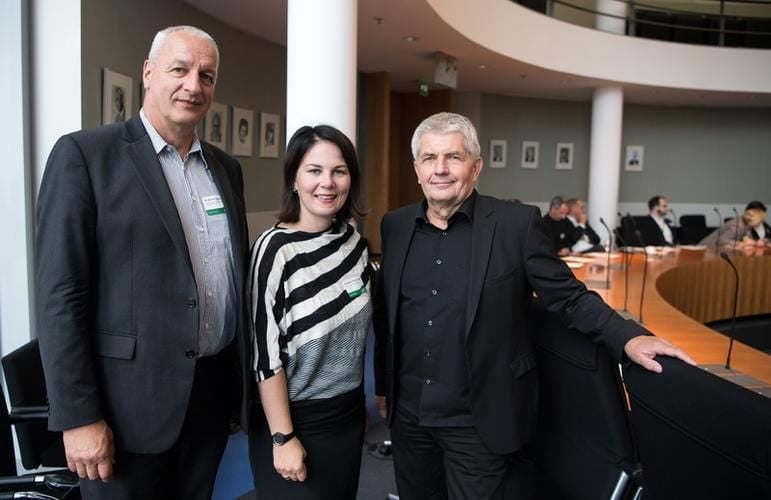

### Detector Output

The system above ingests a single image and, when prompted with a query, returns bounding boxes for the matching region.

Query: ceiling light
[402,35,420,42]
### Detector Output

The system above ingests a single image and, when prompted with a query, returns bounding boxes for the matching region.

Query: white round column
[286,0,358,143]
[596,0,627,34]
[587,86,624,246]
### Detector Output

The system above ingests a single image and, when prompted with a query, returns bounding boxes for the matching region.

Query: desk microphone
[617,212,631,312]
[732,207,740,251]
[712,207,723,253]
[719,251,740,370]
[669,208,678,227]
[599,217,612,289]
[633,228,648,324]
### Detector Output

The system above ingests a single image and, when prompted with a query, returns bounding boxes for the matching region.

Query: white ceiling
[186,0,771,107]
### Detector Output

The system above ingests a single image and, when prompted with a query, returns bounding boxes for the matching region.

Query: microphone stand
[713,207,722,254]
[719,252,740,370]
[633,228,648,324]
[599,217,613,289]
[617,212,631,312]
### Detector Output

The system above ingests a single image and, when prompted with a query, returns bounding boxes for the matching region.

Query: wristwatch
[271,431,296,446]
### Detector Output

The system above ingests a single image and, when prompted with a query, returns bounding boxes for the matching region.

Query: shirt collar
[415,191,476,225]
[139,108,203,159]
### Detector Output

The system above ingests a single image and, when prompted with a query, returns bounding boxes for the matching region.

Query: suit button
[187,298,197,308]
[185,350,196,359]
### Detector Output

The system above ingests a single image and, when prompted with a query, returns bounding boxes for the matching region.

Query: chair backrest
[526,300,638,500]
[678,215,710,244]
[1,339,66,470]
[0,389,20,476]
[624,357,771,500]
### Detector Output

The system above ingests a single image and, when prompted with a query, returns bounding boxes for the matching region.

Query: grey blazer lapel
[123,116,193,275]
[466,195,495,335]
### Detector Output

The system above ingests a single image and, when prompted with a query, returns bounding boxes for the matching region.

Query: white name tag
[343,277,366,298]
[202,195,225,216]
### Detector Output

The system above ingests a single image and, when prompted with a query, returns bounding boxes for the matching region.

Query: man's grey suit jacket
[35,115,250,454]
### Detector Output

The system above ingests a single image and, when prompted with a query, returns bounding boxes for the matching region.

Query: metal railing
[517,0,771,47]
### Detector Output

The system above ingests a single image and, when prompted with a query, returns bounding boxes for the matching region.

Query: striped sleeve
[248,227,289,382]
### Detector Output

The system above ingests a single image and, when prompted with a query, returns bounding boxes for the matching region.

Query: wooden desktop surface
[571,247,771,385]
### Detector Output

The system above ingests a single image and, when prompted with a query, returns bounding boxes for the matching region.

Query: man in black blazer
[373,113,692,500]
[644,195,675,246]
[540,196,573,256]
[566,197,604,253]
[35,26,249,499]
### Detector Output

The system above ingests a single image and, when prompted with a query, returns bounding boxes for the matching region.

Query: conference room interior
[2,0,770,498]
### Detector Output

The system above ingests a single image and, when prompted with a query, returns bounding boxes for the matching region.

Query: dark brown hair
[277,125,365,226]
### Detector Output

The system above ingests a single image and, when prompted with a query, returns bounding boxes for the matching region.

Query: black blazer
[35,115,251,454]
[374,194,647,454]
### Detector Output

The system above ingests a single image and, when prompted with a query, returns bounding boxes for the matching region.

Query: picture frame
[489,139,507,168]
[205,102,227,150]
[521,141,539,169]
[231,106,254,157]
[259,112,280,158]
[625,145,644,171]
[555,143,573,170]
[102,68,133,125]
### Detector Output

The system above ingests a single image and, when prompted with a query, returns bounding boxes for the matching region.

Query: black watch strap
[271,431,296,446]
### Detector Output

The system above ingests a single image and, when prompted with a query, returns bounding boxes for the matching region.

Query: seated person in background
[566,198,604,254]
[542,196,573,256]
[646,196,675,246]
[699,200,771,248]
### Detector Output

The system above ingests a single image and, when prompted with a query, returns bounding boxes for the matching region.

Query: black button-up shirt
[396,193,475,426]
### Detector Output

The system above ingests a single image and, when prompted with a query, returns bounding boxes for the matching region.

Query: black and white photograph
[521,140,539,169]
[556,142,574,170]
[232,106,254,157]
[625,145,644,171]
[259,112,280,158]
[489,139,507,168]
[205,102,227,150]
[102,68,133,125]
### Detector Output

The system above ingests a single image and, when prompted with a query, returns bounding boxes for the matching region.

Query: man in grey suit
[35,26,249,498]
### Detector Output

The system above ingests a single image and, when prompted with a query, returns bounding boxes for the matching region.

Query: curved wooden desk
[572,248,771,385]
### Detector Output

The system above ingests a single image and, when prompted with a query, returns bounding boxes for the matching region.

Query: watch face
[272,431,293,445]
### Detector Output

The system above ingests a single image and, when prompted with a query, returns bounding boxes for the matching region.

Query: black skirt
[249,385,365,500]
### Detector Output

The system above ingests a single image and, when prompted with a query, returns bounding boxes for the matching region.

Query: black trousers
[249,385,365,500]
[79,353,233,500]
[390,406,509,500]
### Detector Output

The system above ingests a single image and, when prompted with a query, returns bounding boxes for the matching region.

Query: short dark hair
[745,200,767,212]
[549,196,564,210]
[648,196,664,211]
[277,125,365,226]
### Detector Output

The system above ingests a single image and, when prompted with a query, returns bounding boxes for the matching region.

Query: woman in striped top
[247,125,370,499]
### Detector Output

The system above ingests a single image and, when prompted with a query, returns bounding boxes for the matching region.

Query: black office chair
[0,339,79,499]
[519,300,641,500]
[624,357,771,500]
[678,214,709,244]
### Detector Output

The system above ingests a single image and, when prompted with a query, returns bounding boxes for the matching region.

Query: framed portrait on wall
[231,106,254,157]
[102,68,133,125]
[625,145,644,171]
[521,141,539,169]
[205,102,227,150]
[259,112,280,158]
[555,143,573,170]
[489,139,507,168]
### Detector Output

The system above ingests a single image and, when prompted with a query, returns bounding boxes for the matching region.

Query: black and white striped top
[248,222,372,401]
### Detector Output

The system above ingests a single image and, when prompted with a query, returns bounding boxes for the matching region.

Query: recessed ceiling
[186,0,771,107]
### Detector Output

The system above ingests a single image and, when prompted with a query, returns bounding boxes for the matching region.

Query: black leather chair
[678,214,709,244]
[0,339,79,499]
[518,301,641,500]
[624,357,771,500]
